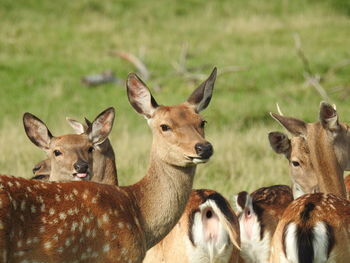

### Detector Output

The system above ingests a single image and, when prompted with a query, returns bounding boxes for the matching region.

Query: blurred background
[1,0,350,197]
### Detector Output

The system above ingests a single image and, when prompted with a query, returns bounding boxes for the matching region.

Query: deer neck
[308,124,346,198]
[92,139,118,185]
[130,147,196,249]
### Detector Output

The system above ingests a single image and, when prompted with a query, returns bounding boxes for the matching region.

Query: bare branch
[109,51,150,80]
[294,33,329,101]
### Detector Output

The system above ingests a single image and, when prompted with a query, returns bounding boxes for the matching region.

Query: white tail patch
[313,222,330,263]
[188,199,237,263]
[284,222,298,263]
[238,195,271,263]
[284,221,330,263]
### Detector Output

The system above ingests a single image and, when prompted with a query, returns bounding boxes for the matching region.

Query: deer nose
[195,142,213,159]
[74,160,89,173]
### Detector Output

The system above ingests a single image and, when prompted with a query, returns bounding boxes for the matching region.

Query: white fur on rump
[238,196,271,263]
[283,221,331,263]
[186,199,234,263]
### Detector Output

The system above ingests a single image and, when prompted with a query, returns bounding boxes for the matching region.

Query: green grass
[1,0,350,198]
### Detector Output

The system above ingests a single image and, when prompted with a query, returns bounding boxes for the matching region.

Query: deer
[234,185,293,263]
[268,102,350,263]
[268,102,349,199]
[144,189,241,263]
[0,68,216,262]
[31,117,118,186]
[23,108,115,182]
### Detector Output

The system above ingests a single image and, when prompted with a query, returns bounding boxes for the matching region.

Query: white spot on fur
[59,212,67,220]
[44,241,52,249]
[102,214,109,223]
[103,244,110,252]
[49,208,55,215]
[31,205,36,213]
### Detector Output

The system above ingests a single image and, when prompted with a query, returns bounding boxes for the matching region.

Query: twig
[109,50,150,80]
[294,33,329,101]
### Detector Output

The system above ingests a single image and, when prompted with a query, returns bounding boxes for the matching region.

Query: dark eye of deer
[160,124,171,132]
[292,161,300,167]
[200,120,207,128]
[53,150,62,157]
[88,147,94,153]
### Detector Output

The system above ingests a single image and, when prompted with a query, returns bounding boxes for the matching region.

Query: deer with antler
[30,116,118,185]
[0,69,216,262]
[268,102,350,263]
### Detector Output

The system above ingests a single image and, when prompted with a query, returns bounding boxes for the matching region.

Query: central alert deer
[0,68,216,262]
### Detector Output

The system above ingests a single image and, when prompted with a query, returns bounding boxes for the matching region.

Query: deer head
[269,102,350,198]
[126,68,216,167]
[23,108,115,182]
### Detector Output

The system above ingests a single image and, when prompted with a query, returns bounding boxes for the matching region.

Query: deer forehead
[290,137,310,156]
[153,105,202,127]
[51,134,92,149]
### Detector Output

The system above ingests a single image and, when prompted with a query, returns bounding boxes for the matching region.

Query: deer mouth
[186,156,210,164]
[73,172,90,180]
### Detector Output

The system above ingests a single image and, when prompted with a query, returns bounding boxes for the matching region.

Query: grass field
[1,0,350,198]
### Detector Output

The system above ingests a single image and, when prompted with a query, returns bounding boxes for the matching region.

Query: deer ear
[23,113,53,151]
[319,101,340,133]
[187,67,217,113]
[268,131,291,156]
[270,112,307,136]
[66,118,86,134]
[89,107,115,145]
[127,73,158,119]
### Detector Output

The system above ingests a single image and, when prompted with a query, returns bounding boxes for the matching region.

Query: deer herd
[0,68,349,262]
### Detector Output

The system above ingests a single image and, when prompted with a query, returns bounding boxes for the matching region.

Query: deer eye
[200,120,207,128]
[88,147,94,153]
[291,161,300,167]
[53,150,62,157]
[160,124,171,132]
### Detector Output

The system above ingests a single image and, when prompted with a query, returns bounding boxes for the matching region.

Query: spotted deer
[234,185,293,263]
[144,189,240,263]
[23,108,115,182]
[31,117,118,185]
[0,68,216,262]
[268,102,350,263]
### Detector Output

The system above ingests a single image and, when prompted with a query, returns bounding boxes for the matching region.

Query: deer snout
[74,160,89,174]
[195,142,213,159]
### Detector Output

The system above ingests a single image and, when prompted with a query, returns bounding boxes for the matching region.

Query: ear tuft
[270,112,307,136]
[89,107,115,145]
[319,101,339,132]
[23,113,53,150]
[127,73,158,118]
[187,67,217,112]
[268,131,291,156]
[66,117,86,134]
